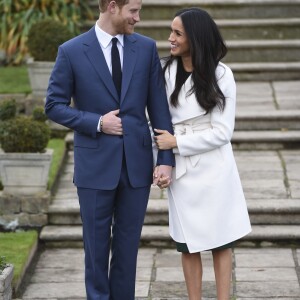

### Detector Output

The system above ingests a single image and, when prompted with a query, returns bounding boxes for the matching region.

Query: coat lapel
[121,35,137,103]
[166,60,206,124]
[83,27,119,103]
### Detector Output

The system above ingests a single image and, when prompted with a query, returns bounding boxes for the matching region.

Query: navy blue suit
[45,27,174,300]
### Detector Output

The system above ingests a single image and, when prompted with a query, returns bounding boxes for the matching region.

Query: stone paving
[18,247,300,299]
[14,80,300,299]
[17,148,300,299]
[235,81,300,111]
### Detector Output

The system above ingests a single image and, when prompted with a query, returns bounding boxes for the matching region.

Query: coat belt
[174,123,210,180]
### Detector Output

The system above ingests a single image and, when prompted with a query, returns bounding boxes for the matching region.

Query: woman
[154,8,252,300]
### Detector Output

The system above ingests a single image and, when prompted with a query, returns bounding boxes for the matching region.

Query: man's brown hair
[99,0,129,12]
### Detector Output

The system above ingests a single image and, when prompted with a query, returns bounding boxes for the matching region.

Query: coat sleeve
[146,42,175,166]
[45,46,100,138]
[176,67,236,157]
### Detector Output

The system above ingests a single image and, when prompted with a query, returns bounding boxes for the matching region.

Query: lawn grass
[47,138,66,190]
[0,66,31,94]
[0,230,38,285]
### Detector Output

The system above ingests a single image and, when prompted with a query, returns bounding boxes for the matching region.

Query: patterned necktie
[111,37,122,98]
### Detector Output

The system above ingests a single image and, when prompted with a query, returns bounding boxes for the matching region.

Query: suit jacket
[45,26,175,190]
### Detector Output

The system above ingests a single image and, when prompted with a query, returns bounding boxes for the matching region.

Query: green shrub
[0,99,16,120]
[32,106,48,122]
[0,99,50,153]
[27,19,74,61]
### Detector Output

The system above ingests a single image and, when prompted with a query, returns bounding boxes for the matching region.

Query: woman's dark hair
[163,8,227,113]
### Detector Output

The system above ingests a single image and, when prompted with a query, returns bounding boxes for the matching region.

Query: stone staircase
[85,0,300,81]
[40,144,300,248]
[41,81,300,248]
[40,0,300,248]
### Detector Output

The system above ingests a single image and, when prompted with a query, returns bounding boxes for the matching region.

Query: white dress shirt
[95,22,124,73]
[94,22,124,131]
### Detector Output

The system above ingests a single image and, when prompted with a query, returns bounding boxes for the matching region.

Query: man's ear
[108,1,117,13]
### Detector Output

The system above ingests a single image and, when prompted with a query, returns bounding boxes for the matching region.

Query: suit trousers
[77,156,151,300]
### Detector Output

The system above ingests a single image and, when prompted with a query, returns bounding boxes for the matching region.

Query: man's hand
[102,109,123,135]
[153,165,172,189]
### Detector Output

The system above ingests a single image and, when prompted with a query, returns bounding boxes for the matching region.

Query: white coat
[164,60,252,253]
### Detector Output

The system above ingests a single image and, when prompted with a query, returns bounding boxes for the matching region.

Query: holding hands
[153,129,177,189]
[153,165,172,189]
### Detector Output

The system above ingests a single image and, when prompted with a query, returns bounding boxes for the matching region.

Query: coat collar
[165,59,206,124]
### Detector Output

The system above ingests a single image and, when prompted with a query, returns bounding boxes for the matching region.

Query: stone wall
[0,192,50,230]
[0,265,13,300]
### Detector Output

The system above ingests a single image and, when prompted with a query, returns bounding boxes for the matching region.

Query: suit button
[119,135,123,139]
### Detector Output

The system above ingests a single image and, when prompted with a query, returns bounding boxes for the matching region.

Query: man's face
[112,0,142,34]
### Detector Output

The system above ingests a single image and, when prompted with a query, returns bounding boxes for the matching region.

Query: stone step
[235,111,300,131]
[156,41,300,79]
[229,62,300,81]
[88,0,300,20]
[232,130,300,150]
[133,18,300,40]
[65,131,300,151]
[157,40,300,62]
[82,18,300,64]
[48,198,300,226]
[39,224,300,248]
[140,225,300,248]
[85,1,300,81]
[84,18,300,40]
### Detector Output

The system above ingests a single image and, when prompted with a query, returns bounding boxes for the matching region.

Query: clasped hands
[153,129,177,189]
[153,165,172,189]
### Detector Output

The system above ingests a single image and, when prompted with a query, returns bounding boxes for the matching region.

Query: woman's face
[168,16,190,58]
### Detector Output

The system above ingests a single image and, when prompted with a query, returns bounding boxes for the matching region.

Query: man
[45,0,174,299]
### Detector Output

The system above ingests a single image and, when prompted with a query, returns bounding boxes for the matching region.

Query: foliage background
[0,0,93,64]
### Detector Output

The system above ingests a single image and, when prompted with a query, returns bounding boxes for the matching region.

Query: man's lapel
[121,34,137,103]
[83,27,119,103]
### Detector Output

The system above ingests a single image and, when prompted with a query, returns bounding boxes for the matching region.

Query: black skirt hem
[176,241,234,253]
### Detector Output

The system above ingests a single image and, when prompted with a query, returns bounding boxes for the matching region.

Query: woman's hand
[154,129,177,150]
